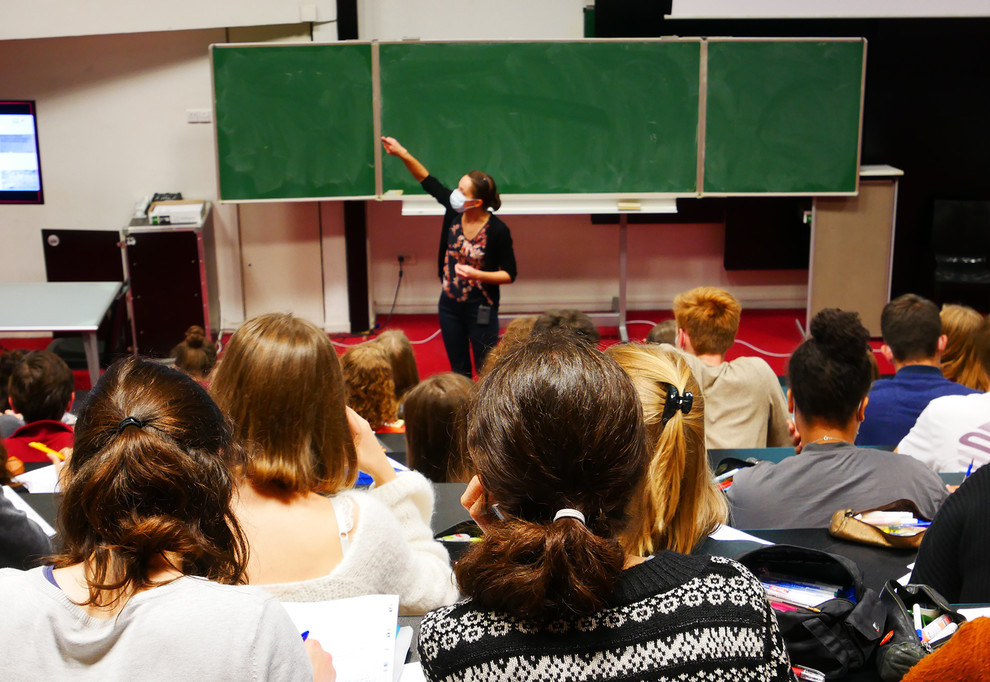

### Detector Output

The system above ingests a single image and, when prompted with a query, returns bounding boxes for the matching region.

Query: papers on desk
[13,464,59,493]
[281,594,404,682]
[709,524,774,545]
[400,663,426,682]
[897,562,916,586]
[2,485,56,537]
[959,607,990,621]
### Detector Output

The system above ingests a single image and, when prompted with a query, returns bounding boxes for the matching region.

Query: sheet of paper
[13,464,59,493]
[897,562,917,586]
[709,524,774,545]
[400,663,425,682]
[387,455,408,472]
[281,594,399,682]
[959,607,990,620]
[393,626,413,682]
[2,485,56,537]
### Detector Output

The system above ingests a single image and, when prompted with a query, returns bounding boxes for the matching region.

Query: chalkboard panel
[212,44,375,201]
[703,40,865,194]
[379,41,701,195]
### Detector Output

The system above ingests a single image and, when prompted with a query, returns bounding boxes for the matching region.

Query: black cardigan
[420,175,517,309]
[911,463,990,603]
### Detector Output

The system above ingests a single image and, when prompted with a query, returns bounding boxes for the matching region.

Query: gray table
[0,282,122,387]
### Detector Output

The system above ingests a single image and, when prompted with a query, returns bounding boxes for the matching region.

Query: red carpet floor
[1,308,894,390]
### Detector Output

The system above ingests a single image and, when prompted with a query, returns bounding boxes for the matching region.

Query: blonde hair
[941,304,990,391]
[341,342,398,430]
[375,330,420,398]
[606,343,728,555]
[672,287,741,356]
[210,313,356,495]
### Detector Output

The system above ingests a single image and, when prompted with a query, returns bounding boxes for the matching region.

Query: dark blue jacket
[856,365,978,447]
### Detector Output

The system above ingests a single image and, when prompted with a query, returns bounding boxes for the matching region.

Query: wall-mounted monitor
[0,101,44,204]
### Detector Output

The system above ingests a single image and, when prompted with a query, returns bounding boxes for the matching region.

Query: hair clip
[117,416,144,434]
[660,383,693,427]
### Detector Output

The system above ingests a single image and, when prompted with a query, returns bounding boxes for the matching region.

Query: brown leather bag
[828,499,931,549]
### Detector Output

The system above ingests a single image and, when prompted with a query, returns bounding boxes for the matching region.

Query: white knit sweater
[259,471,459,614]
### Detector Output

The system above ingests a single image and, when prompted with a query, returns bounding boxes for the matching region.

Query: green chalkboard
[212,44,375,201]
[704,40,865,194]
[379,41,701,195]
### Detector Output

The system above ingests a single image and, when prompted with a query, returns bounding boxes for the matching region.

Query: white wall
[2,1,337,41]
[669,0,990,18]
[367,202,806,314]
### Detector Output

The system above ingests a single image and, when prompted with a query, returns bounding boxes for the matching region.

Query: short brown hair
[881,294,942,363]
[645,320,677,345]
[8,350,73,423]
[375,330,420,399]
[479,316,537,377]
[0,349,27,409]
[607,343,727,555]
[672,287,741,356]
[210,313,356,495]
[401,373,475,483]
[171,325,216,380]
[57,356,247,607]
[341,342,398,431]
[532,309,601,346]
[455,332,648,620]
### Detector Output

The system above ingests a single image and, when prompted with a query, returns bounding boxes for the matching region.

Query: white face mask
[450,189,473,213]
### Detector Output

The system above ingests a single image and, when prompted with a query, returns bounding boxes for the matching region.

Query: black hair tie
[660,384,693,427]
[117,416,144,434]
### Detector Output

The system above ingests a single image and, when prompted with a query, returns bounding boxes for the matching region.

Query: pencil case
[739,544,886,680]
[875,581,966,681]
[828,499,931,550]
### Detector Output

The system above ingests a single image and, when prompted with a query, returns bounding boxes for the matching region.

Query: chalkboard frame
[210,37,866,204]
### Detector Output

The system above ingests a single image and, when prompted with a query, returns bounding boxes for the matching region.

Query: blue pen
[965,459,975,479]
[301,630,310,641]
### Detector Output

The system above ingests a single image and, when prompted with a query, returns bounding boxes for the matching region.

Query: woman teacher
[381,137,517,377]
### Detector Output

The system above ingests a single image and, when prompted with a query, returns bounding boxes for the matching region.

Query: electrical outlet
[396,253,416,265]
[186,108,212,124]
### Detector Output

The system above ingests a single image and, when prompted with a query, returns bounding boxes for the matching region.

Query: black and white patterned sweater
[418,551,792,681]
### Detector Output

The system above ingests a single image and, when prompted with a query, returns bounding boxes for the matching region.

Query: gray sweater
[0,568,312,681]
[0,492,51,570]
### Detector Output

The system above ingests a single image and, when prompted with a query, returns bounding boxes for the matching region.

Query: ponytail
[455,516,625,620]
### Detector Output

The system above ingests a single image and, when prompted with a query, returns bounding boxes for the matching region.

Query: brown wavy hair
[54,356,247,607]
[375,330,420,399]
[607,343,727,555]
[940,304,989,391]
[341,342,397,430]
[210,313,357,495]
[455,332,648,621]
[479,315,537,377]
[401,372,474,483]
[171,325,216,381]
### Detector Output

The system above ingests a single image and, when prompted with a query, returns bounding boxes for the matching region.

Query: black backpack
[739,544,887,680]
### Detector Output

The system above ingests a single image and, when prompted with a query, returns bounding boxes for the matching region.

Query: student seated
[939,304,989,392]
[898,319,990,472]
[0,349,27,438]
[419,332,792,681]
[211,313,457,613]
[645,319,677,345]
[667,286,790,449]
[375,330,420,400]
[0,441,51,570]
[532,308,601,346]
[606,343,727,555]
[170,324,216,383]
[911,463,990,603]
[478,315,537,377]
[401,373,474,483]
[727,309,949,529]
[856,294,977,447]
[3,350,74,462]
[341,342,403,433]
[0,357,331,679]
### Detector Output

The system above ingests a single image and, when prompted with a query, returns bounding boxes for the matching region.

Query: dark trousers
[438,294,499,378]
